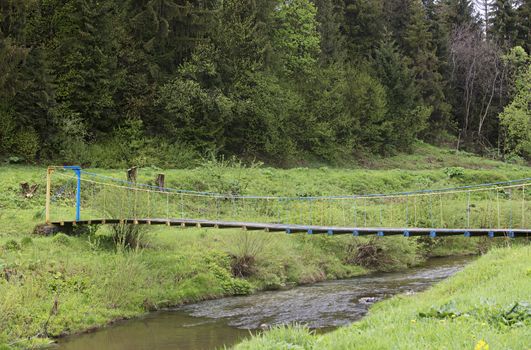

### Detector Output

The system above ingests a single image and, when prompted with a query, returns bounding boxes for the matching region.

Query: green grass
[0,145,529,349]
[234,245,531,350]
[0,228,374,349]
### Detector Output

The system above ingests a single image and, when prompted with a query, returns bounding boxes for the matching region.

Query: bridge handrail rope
[51,169,531,200]
[46,166,531,199]
[46,166,530,236]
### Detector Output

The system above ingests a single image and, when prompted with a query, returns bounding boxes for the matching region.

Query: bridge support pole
[64,166,82,222]
[45,167,54,224]
[75,169,81,222]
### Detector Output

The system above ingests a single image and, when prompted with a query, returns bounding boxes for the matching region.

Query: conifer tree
[342,0,385,59]
[314,0,345,64]
[515,0,530,52]
[404,0,452,133]
[489,0,519,47]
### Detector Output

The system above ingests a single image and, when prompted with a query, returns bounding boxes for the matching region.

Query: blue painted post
[65,166,81,222]
[75,168,81,221]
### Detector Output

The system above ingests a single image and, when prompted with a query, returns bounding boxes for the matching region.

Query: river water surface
[55,256,472,350]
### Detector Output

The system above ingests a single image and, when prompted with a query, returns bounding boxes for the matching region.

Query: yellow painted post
[45,167,54,224]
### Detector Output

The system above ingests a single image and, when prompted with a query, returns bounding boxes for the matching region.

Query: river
[54,255,473,350]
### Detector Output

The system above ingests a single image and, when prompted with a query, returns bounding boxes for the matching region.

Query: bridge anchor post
[45,167,54,224]
[63,166,81,222]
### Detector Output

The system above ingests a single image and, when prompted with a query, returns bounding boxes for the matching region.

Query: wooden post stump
[156,173,165,190]
[20,182,39,198]
[127,166,138,183]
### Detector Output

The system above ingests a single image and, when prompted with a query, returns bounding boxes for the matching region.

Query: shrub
[204,251,253,295]
[12,128,40,162]
[345,237,420,271]
[110,224,149,251]
[224,231,270,277]
[52,233,71,246]
[444,167,465,178]
[20,237,33,247]
[3,239,21,251]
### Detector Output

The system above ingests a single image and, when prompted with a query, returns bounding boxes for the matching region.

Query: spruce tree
[489,0,519,47]
[515,0,530,52]
[342,0,385,59]
[314,0,345,64]
[404,0,452,134]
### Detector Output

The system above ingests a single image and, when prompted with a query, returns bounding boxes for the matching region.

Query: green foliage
[271,0,321,77]
[236,325,317,350]
[345,237,421,272]
[1,0,512,165]
[7,128,39,163]
[206,255,253,295]
[110,224,149,251]
[3,239,21,251]
[499,64,531,160]
[158,65,234,152]
[373,38,428,153]
[20,237,32,247]
[419,301,531,329]
[0,163,529,348]
[52,233,71,246]
[444,166,465,178]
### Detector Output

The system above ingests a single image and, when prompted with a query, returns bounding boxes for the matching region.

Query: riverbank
[0,148,529,349]
[234,245,531,349]
[55,256,473,350]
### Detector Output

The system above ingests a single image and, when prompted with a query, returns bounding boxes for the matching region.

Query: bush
[499,64,530,160]
[12,128,40,162]
[110,224,149,251]
[3,239,21,251]
[444,167,465,178]
[204,251,253,295]
[52,233,71,246]
[224,231,270,277]
[20,237,33,247]
[345,237,421,271]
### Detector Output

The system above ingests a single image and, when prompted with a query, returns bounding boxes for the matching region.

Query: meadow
[0,144,529,349]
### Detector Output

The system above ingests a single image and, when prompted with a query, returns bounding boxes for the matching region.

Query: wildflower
[474,339,489,350]
[410,319,416,324]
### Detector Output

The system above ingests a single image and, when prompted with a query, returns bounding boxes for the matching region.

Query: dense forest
[0,0,529,167]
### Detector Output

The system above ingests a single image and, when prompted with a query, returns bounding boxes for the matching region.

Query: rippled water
[55,256,472,350]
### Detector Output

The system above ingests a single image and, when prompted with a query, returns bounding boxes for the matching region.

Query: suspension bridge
[45,166,531,238]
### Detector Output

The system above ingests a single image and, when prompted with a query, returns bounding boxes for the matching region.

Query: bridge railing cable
[46,167,531,231]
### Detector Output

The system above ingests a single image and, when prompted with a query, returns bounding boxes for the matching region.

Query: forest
[0,0,530,167]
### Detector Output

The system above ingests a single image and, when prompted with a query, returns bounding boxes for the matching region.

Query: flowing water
[54,256,472,350]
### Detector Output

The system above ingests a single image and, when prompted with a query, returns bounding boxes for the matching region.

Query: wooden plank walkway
[50,218,531,238]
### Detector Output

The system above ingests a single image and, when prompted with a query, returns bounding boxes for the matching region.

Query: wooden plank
[49,218,531,237]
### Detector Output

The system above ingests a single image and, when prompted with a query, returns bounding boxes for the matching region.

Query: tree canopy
[0,0,529,166]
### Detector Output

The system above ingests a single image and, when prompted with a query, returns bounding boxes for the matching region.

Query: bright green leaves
[158,77,234,151]
[499,63,531,159]
[271,0,321,77]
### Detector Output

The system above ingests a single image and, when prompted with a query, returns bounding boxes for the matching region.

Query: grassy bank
[235,245,531,350]
[0,146,529,348]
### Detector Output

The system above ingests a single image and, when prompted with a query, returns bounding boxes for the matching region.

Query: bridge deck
[50,218,531,238]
